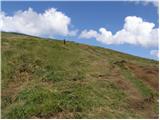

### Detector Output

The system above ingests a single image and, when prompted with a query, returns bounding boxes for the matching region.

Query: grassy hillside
[1,32,159,118]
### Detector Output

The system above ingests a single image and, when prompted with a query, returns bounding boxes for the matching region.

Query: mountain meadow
[1,32,159,118]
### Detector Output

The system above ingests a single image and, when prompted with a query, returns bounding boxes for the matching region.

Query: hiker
[64,39,66,45]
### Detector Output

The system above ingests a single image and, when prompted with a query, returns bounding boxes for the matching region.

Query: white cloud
[141,0,159,7]
[79,16,159,48]
[1,8,77,37]
[150,49,159,58]
[129,0,159,7]
[79,29,98,39]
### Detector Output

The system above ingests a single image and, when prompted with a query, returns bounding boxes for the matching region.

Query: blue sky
[1,1,159,60]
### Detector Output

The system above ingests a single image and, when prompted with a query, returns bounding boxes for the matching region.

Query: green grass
[117,64,153,97]
[1,32,159,118]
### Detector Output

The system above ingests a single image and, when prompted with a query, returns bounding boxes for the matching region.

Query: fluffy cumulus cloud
[80,29,98,39]
[150,50,159,58]
[0,8,77,37]
[79,16,159,48]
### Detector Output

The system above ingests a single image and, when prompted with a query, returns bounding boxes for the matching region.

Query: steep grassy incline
[1,32,159,118]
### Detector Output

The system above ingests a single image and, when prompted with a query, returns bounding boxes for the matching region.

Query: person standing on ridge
[64,39,66,45]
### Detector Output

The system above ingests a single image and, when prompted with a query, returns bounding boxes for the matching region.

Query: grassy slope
[1,32,159,118]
